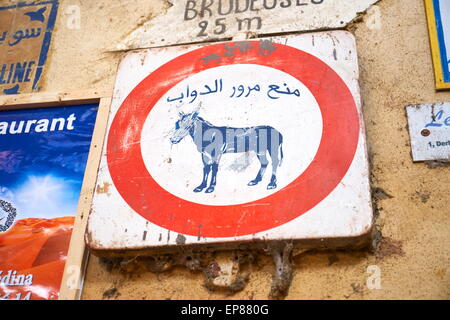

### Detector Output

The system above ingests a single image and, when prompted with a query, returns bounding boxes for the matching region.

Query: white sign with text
[117,0,378,50]
[406,103,450,161]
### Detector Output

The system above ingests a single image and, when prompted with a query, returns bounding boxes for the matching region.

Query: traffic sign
[87,31,373,252]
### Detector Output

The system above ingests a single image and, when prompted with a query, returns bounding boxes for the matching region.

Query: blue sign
[426,0,450,89]
[0,104,98,222]
[0,1,59,95]
[434,0,450,82]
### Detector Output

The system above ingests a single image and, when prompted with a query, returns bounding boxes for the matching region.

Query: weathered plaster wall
[42,0,171,94]
[2,0,448,299]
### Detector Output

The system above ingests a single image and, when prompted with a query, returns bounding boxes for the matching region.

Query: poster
[0,104,98,300]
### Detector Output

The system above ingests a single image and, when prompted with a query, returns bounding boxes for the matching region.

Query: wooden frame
[0,90,112,300]
[424,0,450,90]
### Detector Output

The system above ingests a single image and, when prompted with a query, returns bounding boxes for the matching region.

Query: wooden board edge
[58,97,112,300]
[0,89,111,110]
[87,228,375,259]
[436,81,450,90]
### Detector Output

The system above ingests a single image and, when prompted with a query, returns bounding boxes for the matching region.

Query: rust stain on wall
[96,182,112,196]
[375,237,405,259]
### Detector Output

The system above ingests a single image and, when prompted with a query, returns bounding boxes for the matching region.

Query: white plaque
[406,102,450,161]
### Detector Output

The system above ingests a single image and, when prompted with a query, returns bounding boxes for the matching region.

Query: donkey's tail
[278,143,284,167]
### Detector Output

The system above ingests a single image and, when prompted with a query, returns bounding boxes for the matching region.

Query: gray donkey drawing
[170,110,284,193]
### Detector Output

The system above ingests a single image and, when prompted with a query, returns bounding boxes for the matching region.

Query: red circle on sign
[107,41,360,238]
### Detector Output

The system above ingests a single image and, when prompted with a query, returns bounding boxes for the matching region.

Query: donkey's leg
[194,164,211,192]
[194,155,211,192]
[205,162,219,193]
[248,152,268,186]
[267,146,280,190]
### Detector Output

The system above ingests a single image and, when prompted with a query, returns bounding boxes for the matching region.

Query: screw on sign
[88,31,373,251]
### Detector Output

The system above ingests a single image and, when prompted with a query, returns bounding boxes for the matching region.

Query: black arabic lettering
[189,89,198,103]
[267,83,301,99]
[236,85,245,98]
[199,79,223,96]
[167,92,184,103]
[167,79,223,103]
[8,28,42,46]
[0,31,7,43]
[245,84,261,97]
[9,30,24,46]
[231,84,260,98]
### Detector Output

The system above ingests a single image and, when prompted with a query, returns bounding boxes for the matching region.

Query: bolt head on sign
[87,31,373,252]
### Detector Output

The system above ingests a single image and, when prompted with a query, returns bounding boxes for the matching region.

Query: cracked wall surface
[0,0,448,299]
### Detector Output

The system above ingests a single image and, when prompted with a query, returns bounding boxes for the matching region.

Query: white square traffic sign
[87,31,373,253]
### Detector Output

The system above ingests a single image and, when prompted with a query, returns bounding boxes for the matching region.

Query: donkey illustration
[170,111,284,193]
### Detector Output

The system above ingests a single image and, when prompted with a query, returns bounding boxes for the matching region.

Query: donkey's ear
[192,111,199,118]
[178,110,185,117]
